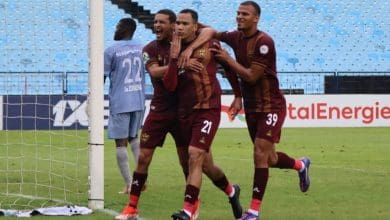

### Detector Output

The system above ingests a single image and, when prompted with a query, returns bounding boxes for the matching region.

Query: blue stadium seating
[0,0,389,95]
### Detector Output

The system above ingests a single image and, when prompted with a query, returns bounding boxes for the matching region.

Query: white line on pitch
[99,208,146,220]
[218,156,389,175]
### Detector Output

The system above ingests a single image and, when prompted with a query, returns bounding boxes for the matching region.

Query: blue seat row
[0,0,388,95]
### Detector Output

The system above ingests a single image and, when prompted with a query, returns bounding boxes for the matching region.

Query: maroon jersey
[165,39,222,113]
[143,39,177,112]
[220,30,286,113]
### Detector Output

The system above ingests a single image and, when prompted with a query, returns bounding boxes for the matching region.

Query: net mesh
[0,0,89,209]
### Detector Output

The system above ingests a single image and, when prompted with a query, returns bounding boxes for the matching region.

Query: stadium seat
[0,0,388,95]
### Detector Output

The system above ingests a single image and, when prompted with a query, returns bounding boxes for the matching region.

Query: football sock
[226,184,235,198]
[248,207,259,216]
[183,184,200,216]
[251,168,268,212]
[129,138,140,164]
[273,151,295,169]
[212,175,233,196]
[129,172,148,208]
[116,146,131,186]
[294,159,305,172]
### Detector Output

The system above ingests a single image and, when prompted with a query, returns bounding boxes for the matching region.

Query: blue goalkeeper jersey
[104,39,145,114]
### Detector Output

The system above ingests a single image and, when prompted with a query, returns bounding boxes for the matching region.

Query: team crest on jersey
[143,52,150,64]
[259,45,269,55]
[141,133,150,143]
[196,48,206,58]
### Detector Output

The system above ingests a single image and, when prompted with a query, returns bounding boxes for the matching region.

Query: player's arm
[147,59,203,80]
[162,59,178,91]
[210,44,264,84]
[146,64,168,79]
[178,27,219,68]
[220,64,242,121]
[221,64,241,98]
[103,49,112,83]
[163,33,181,91]
[227,56,265,84]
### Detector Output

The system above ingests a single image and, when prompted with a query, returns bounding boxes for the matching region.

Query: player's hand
[170,32,181,59]
[228,96,242,121]
[185,58,204,72]
[209,42,232,64]
[178,47,193,69]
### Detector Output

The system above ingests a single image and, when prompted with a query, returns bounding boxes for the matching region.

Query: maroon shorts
[178,108,220,152]
[140,111,186,149]
[245,108,286,143]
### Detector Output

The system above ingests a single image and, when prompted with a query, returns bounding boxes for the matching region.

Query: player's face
[154,13,174,41]
[114,21,126,40]
[175,13,197,43]
[236,5,259,31]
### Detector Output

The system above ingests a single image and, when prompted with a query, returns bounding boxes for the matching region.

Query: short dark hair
[156,9,177,23]
[179,8,198,23]
[114,18,137,41]
[240,1,261,16]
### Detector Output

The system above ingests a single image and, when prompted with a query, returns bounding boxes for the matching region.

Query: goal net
[0,0,104,210]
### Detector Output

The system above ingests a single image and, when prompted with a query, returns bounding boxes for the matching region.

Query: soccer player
[179,1,311,219]
[164,9,242,220]
[104,18,145,197]
[115,9,204,220]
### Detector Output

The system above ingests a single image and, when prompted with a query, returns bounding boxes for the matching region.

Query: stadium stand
[0,0,389,94]
[132,0,389,72]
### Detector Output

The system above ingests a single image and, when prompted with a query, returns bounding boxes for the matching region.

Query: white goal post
[88,0,105,210]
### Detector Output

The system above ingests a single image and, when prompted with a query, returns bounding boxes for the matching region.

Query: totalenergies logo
[221,101,390,125]
[287,102,390,124]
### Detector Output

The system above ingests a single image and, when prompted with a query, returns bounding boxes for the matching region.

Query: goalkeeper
[104,18,145,194]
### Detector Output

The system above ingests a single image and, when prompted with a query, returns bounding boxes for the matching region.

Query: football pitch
[1,127,390,219]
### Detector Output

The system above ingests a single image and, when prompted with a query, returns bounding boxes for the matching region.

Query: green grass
[1,127,390,219]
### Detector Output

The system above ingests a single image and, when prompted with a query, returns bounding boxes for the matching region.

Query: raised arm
[162,33,181,91]
[178,27,218,68]
[163,59,178,91]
